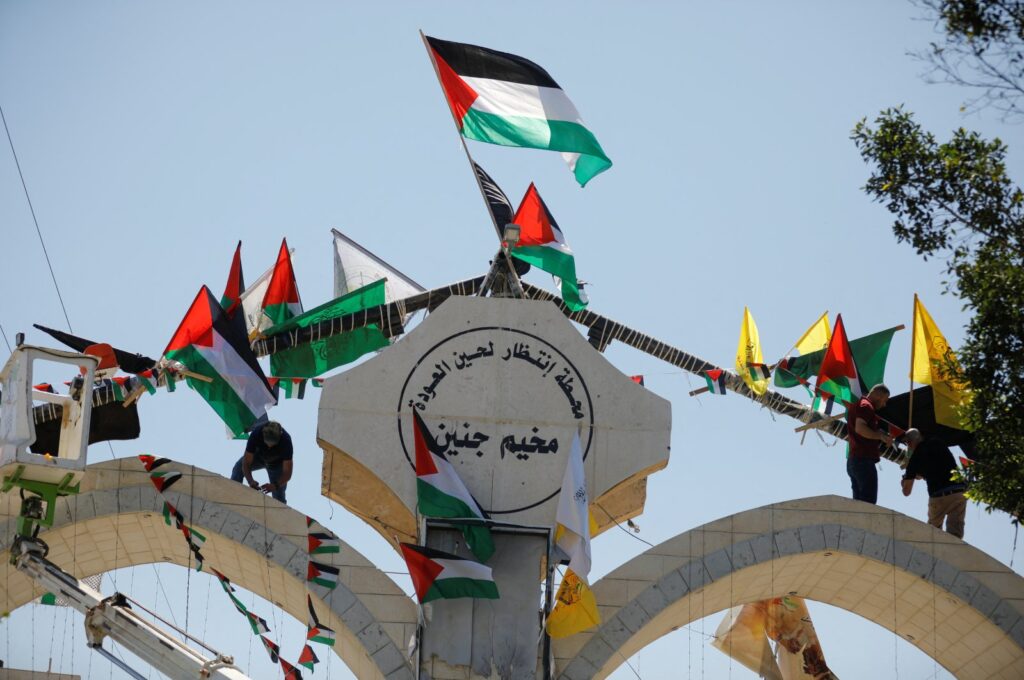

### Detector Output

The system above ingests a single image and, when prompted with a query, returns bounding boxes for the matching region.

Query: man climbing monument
[230,420,293,503]
[901,428,967,539]
[845,384,894,504]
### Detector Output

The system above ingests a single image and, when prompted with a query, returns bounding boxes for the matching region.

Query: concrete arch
[0,459,417,680]
[555,496,1024,680]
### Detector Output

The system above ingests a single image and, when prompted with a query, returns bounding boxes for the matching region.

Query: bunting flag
[306,595,336,646]
[163,368,177,392]
[811,391,835,416]
[630,375,645,386]
[307,561,340,589]
[311,378,324,388]
[149,470,182,494]
[510,183,587,311]
[748,363,772,381]
[297,644,319,671]
[33,382,55,393]
[246,611,271,635]
[260,635,280,663]
[279,658,303,680]
[212,568,235,593]
[425,35,612,187]
[306,517,340,555]
[413,410,495,562]
[261,238,303,330]
[163,285,277,437]
[400,543,499,603]
[267,279,390,379]
[736,307,768,395]
[136,370,157,395]
[911,295,972,429]
[960,456,974,467]
[472,162,516,238]
[138,455,171,472]
[816,314,862,404]
[162,500,184,528]
[704,369,727,395]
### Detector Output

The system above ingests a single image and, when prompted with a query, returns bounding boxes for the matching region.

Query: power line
[1,103,73,332]
[0,322,11,352]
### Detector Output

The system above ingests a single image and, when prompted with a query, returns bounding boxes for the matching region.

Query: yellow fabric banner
[911,295,971,429]
[546,569,601,638]
[793,312,831,355]
[737,307,768,395]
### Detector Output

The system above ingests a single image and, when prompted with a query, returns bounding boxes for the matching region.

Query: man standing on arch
[231,420,293,503]
[901,428,967,539]
[846,384,894,504]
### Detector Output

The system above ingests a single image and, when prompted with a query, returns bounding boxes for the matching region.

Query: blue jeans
[231,456,287,503]
[847,457,878,504]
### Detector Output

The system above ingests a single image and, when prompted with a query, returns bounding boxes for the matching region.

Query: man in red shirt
[846,384,894,504]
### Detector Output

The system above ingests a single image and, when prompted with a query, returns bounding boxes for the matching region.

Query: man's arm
[901,478,914,496]
[262,459,292,493]
[854,417,894,445]
[241,451,259,488]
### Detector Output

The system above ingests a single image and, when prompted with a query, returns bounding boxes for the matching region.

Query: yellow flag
[793,312,831,355]
[736,307,767,395]
[911,295,971,429]
[546,569,601,638]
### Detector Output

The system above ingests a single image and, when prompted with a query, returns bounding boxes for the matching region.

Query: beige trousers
[928,492,967,539]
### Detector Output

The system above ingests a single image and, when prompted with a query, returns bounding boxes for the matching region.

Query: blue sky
[2,2,1022,678]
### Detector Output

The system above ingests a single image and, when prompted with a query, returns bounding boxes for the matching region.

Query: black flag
[471,162,530,275]
[33,324,157,375]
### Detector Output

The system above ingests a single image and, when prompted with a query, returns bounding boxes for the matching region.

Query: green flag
[775,326,899,391]
[267,279,389,379]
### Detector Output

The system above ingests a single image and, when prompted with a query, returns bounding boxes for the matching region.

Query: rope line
[0,103,73,332]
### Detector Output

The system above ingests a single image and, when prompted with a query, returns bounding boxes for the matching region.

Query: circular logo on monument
[397,326,593,514]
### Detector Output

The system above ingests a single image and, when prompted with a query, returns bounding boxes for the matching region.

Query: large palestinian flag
[163,286,276,437]
[400,543,499,603]
[425,35,612,187]
[261,238,303,330]
[414,410,494,562]
[511,183,587,311]
[816,314,863,405]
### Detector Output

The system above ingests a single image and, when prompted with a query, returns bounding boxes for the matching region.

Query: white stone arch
[555,495,1024,680]
[0,459,417,680]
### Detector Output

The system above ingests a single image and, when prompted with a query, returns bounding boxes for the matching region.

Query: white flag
[239,248,295,339]
[332,228,425,302]
[555,430,591,580]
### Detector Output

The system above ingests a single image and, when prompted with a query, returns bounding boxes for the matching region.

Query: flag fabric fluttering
[510,183,587,311]
[306,595,336,647]
[399,543,499,603]
[163,286,277,437]
[259,635,280,663]
[266,279,390,379]
[413,410,495,562]
[911,295,972,430]
[240,246,295,339]
[261,238,304,331]
[424,35,612,187]
[736,307,768,395]
[547,430,600,637]
[332,228,425,303]
[297,644,319,671]
[221,241,245,313]
[472,162,517,238]
[774,326,897,393]
[816,314,862,405]
[307,517,340,555]
[307,561,340,590]
[704,369,727,395]
[748,363,772,381]
[794,312,831,356]
[279,658,303,680]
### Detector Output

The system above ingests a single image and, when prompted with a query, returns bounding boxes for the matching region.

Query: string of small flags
[299,517,341,671]
[268,377,308,400]
[138,454,307,677]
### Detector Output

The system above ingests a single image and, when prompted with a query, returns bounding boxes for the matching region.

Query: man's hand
[260,482,277,494]
[880,432,894,446]
[247,479,260,489]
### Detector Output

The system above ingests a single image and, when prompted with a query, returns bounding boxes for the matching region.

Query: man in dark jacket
[901,428,967,539]
[230,421,293,503]
[846,384,895,504]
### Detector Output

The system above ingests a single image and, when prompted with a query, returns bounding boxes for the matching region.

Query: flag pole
[418,30,525,294]
[909,293,918,428]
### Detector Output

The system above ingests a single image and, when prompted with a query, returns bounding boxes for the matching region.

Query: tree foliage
[852,108,1024,516]
[914,0,1024,119]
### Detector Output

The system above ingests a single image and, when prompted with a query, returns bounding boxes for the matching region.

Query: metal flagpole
[418,30,525,295]
[909,293,918,428]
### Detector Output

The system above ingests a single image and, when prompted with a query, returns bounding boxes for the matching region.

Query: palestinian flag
[261,238,303,329]
[267,279,389,379]
[510,183,587,312]
[630,375,645,386]
[307,528,340,555]
[748,363,772,381]
[138,454,171,472]
[307,561,340,589]
[425,35,612,187]
[311,378,324,388]
[306,595,336,646]
[400,543,499,603]
[279,658,303,680]
[816,314,862,404]
[221,241,245,312]
[414,410,495,562]
[212,568,235,593]
[246,611,270,635]
[149,470,182,493]
[137,370,157,395]
[307,595,336,646]
[812,391,836,416]
[259,635,280,663]
[163,286,277,437]
[704,369,727,395]
[298,644,319,671]
[162,500,184,528]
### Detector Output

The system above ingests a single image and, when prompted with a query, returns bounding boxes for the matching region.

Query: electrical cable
[0,103,73,332]
[0,322,12,352]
